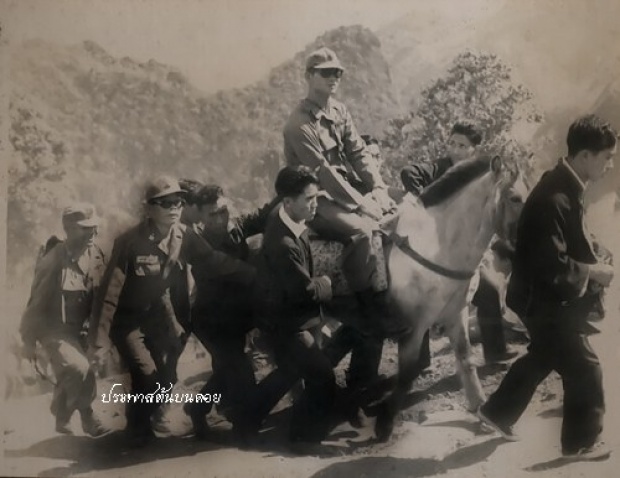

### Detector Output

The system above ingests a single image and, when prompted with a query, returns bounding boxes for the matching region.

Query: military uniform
[94,217,255,442]
[20,205,108,436]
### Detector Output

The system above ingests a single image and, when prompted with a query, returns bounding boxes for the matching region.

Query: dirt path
[3,321,619,478]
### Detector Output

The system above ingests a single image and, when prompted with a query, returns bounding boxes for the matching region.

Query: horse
[367,155,529,441]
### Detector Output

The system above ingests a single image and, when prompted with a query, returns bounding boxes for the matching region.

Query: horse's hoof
[374,404,395,442]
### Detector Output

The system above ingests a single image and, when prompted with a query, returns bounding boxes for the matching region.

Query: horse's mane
[419,157,492,208]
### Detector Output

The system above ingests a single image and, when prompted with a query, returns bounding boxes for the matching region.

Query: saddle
[309,230,389,297]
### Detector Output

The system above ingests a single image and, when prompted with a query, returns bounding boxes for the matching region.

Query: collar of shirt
[279,206,307,239]
[560,157,587,192]
[63,244,91,276]
[302,97,336,121]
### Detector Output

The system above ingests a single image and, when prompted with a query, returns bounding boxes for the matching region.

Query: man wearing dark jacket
[477,115,616,462]
[183,184,276,442]
[255,166,335,445]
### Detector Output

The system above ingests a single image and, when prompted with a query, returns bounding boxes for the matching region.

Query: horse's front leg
[445,308,485,412]
[374,327,424,442]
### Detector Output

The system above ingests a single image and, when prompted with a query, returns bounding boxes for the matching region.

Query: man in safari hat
[92,175,255,447]
[20,202,110,437]
[283,46,402,340]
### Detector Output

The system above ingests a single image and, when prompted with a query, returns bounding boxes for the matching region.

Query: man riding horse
[283,47,405,338]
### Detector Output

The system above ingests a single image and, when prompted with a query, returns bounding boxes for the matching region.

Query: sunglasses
[315,68,343,79]
[149,198,186,209]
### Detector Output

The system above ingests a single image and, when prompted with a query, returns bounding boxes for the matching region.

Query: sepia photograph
[1,0,620,476]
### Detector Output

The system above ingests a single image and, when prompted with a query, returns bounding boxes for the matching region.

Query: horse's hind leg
[445,308,486,412]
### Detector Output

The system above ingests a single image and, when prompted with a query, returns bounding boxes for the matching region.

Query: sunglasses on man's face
[315,68,343,79]
[150,198,186,209]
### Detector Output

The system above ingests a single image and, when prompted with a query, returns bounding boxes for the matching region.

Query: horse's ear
[490,155,502,174]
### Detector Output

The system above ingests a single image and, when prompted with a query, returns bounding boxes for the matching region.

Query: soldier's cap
[306,47,344,71]
[62,202,100,227]
[144,175,186,201]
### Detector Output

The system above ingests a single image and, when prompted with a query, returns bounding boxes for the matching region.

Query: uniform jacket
[506,160,601,331]
[283,97,386,212]
[20,239,105,346]
[92,220,255,347]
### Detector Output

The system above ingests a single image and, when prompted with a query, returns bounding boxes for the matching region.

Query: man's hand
[93,344,112,371]
[589,262,614,288]
[357,195,383,221]
[372,187,396,214]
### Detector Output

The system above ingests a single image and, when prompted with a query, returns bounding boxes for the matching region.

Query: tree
[382,51,542,184]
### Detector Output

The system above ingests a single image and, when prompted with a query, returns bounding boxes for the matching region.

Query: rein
[389,232,475,281]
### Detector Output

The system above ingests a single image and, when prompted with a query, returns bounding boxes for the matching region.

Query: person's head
[62,202,100,252]
[447,122,482,163]
[361,134,383,167]
[275,166,319,223]
[144,175,186,230]
[179,178,205,225]
[195,184,231,235]
[566,115,617,182]
[304,47,344,100]
[490,239,514,275]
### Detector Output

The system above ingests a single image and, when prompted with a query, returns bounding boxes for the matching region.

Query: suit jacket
[506,160,599,331]
[401,156,454,195]
[255,213,325,333]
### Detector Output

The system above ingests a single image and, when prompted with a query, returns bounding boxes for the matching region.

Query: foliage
[382,52,542,185]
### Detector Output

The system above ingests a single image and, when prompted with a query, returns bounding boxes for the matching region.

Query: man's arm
[233,196,281,240]
[340,107,386,191]
[270,236,331,303]
[184,228,256,285]
[284,122,370,213]
[89,237,129,349]
[401,161,443,196]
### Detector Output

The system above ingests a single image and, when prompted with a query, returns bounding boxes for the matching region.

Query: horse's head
[488,156,529,246]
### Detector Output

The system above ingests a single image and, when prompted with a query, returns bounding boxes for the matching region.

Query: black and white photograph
[1,0,620,476]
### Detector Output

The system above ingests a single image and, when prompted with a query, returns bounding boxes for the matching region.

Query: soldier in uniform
[92,175,255,447]
[20,203,110,437]
[283,47,399,337]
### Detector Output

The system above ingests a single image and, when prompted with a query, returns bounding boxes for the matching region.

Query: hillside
[378,0,620,116]
[7,26,400,282]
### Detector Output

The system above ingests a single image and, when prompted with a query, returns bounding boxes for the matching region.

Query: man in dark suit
[254,166,335,445]
[477,115,617,462]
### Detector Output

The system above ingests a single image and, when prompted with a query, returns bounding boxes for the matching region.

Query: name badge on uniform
[135,255,160,276]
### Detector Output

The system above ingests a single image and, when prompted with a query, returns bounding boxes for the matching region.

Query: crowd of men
[19,47,617,462]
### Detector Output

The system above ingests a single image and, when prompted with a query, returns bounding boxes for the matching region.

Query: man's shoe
[562,441,611,462]
[80,408,113,438]
[476,407,520,442]
[184,403,211,440]
[55,417,73,435]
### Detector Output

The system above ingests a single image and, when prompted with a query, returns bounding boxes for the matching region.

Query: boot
[184,402,211,440]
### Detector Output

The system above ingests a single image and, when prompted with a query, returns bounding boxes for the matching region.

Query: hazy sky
[3,0,503,93]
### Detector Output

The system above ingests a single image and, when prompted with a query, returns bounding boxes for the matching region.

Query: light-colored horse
[375,155,528,441]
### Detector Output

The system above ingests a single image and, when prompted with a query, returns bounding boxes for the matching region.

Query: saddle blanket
[310,231,388,296]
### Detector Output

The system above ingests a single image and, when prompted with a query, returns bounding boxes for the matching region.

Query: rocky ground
[3,312,620,478]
